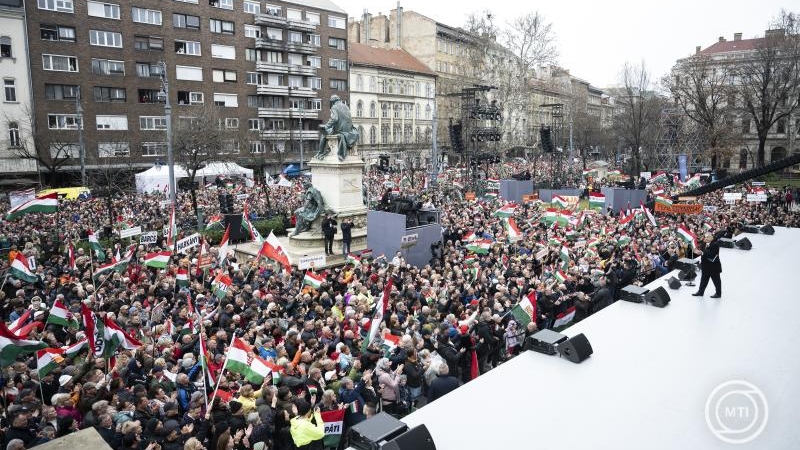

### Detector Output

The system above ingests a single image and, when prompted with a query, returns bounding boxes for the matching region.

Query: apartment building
[24,0,348,180]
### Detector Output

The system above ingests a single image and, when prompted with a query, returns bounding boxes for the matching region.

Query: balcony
[287,86,316,98]
[255,12,287,26]
[287,64,316,77]
[255,37,285,51]
[260,129,320,141]
[285,41,316,55]
[257,84,289,96]
[287,19,317,32]
[258,108,319,120]
[256,61,289,73]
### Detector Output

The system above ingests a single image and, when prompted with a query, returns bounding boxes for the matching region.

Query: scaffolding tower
[649,107,704,172]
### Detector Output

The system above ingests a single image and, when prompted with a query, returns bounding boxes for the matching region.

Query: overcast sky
[333,0,790,88]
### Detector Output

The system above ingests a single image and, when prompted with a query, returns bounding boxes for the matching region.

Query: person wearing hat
[227,400,247,433]
[289,398,325,450]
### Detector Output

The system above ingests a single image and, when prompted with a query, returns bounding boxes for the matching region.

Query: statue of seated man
[292,181,325,236]
[315,95,360,161]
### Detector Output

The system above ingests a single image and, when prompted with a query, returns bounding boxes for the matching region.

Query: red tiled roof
[699,37,765,55]
[349,43,436,76]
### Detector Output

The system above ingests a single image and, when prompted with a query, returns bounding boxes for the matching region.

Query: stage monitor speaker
[741,225,760,234]
[347,412,407,450]
[678,266,697,281]
[223,214,248,243]
[524,329,568,355]
[645,286,671,307]
[667,277,681,290]
[718,238,735,248]
[735,237,752,250]
[760,225,775,235]
[620,284,649,303]
[381,425,436,450]
[556,333,593,364]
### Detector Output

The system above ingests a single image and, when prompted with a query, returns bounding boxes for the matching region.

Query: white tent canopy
[134,165,189,194]
[194,162,254,186]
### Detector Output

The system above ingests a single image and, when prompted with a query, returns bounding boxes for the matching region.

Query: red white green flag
[226,338,273,384]
[258,231,292,272]
[176,268,190,287]
[511,291,537,327]
[206,215,223,230]
[88,229,106,261]
[5,192,58,221]
[554,270,567,283]
[503,217,522,241]
[321,409,346,448]
[553,306,576,328]
[0,323,47,366]
[144,251,171,269]
[46,300,79,328]
[362,279,393,352]
[37,348,65,378]
[10,253,37,283]
[241,203,264,243]
[303,270,324,289]
[589,193,605,210]
[218,224,231,264]
[678,225,698,249]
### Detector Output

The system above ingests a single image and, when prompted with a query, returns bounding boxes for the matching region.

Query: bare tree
[611,61,663,177]
[87,137,137,229]
[5,107,73,182]
[735,10,800,166]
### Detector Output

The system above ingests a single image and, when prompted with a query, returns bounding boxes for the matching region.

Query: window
[369,126,376,144]
[425,83,432,98]
[356,100,363,117]
[221,140,239,154]
[393,104,400,118]
[310,99,321,110]
[269,119,284,130]
[224,118,239,129]
[328,37,345,50]
[287,53,303,66]
[246,72,261,85]
[286,8,301,20]
[381,124,389,144]
[211,44,235,59]
[243,0,259,14]
[405,104,412,119]
[3,79,17,102]
[42,54,78,72]
[177,91,204,105]
[249,141,264,153]
[265,4,280,16]
[132,7,162,25]
[95,115,128,130]
[89,30,122,48]
[307,56,321,68]
[134,35,163,51]
[356,75,363,91]
[288,31,302,43]
[328,16,346,29]
[50,143,80,158]
[98,142,130,157]
[381,103,388,118]
[174,40,201,56]
[425,104,431,119]
[135,62,163,78]
[308,77,321,89]
[244,25,260,38]
[45,84,79,100]
[247,118,261,131]
[210,0,233,10]
[138,89,160,103]
[210,19,234,34]
[306,12,320,24]
[245,48,260,62]
[288,76,302,87]
[415,104,420,119]
[48,114,82,130]
[266,28,282,40]
[140,116,167,130]
[329,58,346,71]
[8,122,20,147]
[265,51,282,63]
[370,101,376,118]
[308,34,320,46]
[212,69,237,83]
[742,118,751,134]
[141,142,167,156]
[247,95,262,108]
[369,76,377,92]
[175,66,203,81]
[87,1,120,19]
[173,13,200,30]
[38,0,73,13]
[777,119,786,134]
[40,25,76,42]
[93,86,126,102]
[266,74,284,85]
[214,93,238,107]
[330,79,347,91]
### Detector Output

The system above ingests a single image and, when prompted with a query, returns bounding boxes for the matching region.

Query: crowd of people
[1,159,800,450]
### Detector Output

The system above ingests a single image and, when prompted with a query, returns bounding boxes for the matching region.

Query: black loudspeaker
[382,425,436,450]
[760,225,774,235]
[667,277,681,290]
[678,266,697,281]
[540,127,554,153]
[741,225,760,234]
[223,214,248,243]
[556,333,593,364]
[718,238,735,248]
[735,237,752,250]
[620,285,648,303]
[645,286,671,307]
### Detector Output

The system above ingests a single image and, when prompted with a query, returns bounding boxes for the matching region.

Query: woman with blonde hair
[184,437,204,450]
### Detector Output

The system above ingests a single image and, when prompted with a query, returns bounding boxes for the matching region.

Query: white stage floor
[403,228,800,450]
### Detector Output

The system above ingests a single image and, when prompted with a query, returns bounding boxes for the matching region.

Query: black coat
[699,240,722,274]
[427,375,461,402]
[322,218,337,238]
[591,287,613,313]
[340,221,353,242]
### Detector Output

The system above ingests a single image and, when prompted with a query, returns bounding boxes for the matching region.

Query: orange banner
[654,203,703,214]
[522,194,539,203]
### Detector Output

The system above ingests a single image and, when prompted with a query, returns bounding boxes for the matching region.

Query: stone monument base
[234,231,366,270]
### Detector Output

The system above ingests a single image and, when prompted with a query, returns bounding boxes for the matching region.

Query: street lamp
[157,61,177,213]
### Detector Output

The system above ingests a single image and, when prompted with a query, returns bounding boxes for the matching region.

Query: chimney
[695,46,701,54]
[363,10,371,43]
[396,2,403,49]
[734,32,742,41]
[718,36,725,43]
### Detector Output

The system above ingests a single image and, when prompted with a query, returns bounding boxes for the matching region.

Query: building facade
[0,0,38,178]
[348,42,435,168]
[22,0,348,182]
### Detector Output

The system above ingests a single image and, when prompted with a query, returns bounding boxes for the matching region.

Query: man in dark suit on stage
[693,231,723,298]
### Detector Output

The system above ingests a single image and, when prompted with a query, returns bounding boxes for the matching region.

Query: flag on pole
[554,270,567,284]
[362,279,393,352]
[503,218,522,241]
[241,203,264,243]
[88,229,106,261]
[559,246,570,270]
[346,253,362,267]
[81,304,106,358]
[553,306,576,328]
[8,310,31,333]
[199,335,216,388]
[205,215,223,230]
[303,271,324,289]
[655,196,673,207]
[226,338,274,384]
[640,201,658,227]
[61,338,87,357]
[102,316,143,357]
[166,205,177,248]
[678,225,698,249]
[143,251,171,269]
[176,268,190,287]
[511,292,537,327]
[551,196,569,208]
[37,348,65,378]
[5,192,58,220]
[0,323,47,366]
[465,239,492,254]
[258,231,292,272]
[380,333,400,357]
[589,193,605,210]
[46,300,79,328]
[321,409,346,448]
[218,224,231,264]
[493,204,516,218]
[10,253,38,283]
[212,274,232,299]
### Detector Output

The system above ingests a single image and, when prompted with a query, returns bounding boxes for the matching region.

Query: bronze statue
[315,95,360,161]
[291,181,325,236]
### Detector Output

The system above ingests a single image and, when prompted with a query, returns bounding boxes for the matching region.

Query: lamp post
[299,97,304,171]
[75,86,86,186]
[157,61,177,211]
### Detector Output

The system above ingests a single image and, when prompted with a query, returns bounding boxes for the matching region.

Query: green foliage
[200,216,286,245]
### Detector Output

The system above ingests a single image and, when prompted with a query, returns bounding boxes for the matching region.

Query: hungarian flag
[259,231,292,272]
[380,333,400,357]
[212,274,232,299]
[226,338,273,384]
[67,243,76,271]
[559,246,570,270]
[618,234,631,247]
[493,204,516,218]
[218,224,231,264]
[640,201,658,227]
[346,253,361,267]
[92,245,134,279]
[37,348,65,378]
[205,215,223,230]
[486,178,500,190]
[102,316,142,357]
[166,205,177,248]
[176,268,190,287]
[5,192,58,220]
[652,188,665,196]
[199,336,216,389]
[554,270,567,284]
[503,218,522,241]
[618,210,634,226]
[303,271,324,289]
[587,238,600,248]
[61,338,88,358]
[660,225,671,235]
[553,306,576,328]
[462,231,477,242]
[484,192,498,199]
[0,323,47,366]
[321,409,346,448]
[362,279,393,352]
[511,291,537,327]
[10,253,38,283]
[46,300,79,328]
[589,193,605,210]
[551,196,569,208]
[466,239,492,255]
[655,196,673,207]
[88,229,106,261]
[678,225,698,249]
[81,304,106,358]
[8,310,31,333]
[241,203,264,243]
[144,251,171,269]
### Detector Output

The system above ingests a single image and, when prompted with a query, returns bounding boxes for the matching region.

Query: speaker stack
[556,333,593,364]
